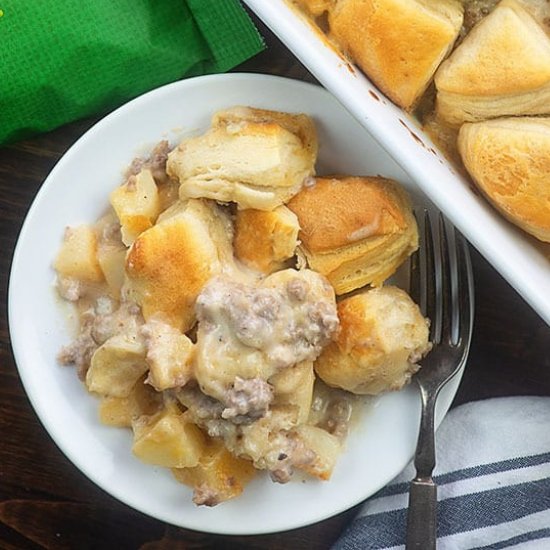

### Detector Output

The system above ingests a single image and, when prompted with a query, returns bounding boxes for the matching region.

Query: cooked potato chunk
[110,169,161,246]
[99,377,163,427]
[97,245,127,298]
[86,333,147,397]
[54,225,104,282]
[270,361,315,425]
[132,409,206,468]
[295,425,341,480]
[172,438,256,506]
[141,317,195,391]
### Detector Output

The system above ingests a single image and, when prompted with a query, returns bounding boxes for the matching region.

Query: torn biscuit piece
[166,106,317,211]
[234,205,300,274]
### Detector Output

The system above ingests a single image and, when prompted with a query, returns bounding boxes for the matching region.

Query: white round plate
[8,74,464,535]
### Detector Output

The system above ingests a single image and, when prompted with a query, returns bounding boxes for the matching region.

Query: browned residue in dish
[368,90,380,101]
[338,61,357,76]
[332,44,357,77]
[398,119,426,149]
[345,62,356,76]
[409,131,425,147]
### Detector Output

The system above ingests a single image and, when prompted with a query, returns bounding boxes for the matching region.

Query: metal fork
[405,211,474,550]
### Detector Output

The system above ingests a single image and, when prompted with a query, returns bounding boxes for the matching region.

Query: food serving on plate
[54,106,431,506]
[290,0,550,244]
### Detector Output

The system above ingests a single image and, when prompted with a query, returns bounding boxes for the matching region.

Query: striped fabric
[333,397,550,550]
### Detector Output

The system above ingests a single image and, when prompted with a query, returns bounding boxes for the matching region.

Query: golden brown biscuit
[233,206,300,274]
[286,176,418,294]
[166,107,317,211]
[212,107,317,160]
[124,199,234,331]
[458,117,550,242]
[435,0,550,125]
[314,286,431,395]
[328,0,463,110]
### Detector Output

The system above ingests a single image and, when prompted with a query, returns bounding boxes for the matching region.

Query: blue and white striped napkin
[333,397,550,550]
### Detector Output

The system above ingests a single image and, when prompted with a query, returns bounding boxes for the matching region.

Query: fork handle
[406,477,437,550]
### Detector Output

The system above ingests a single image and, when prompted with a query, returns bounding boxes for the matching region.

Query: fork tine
[438,215,457,345]
[424,211,440,344]
[409,217,422,309]
[456,230,474,351]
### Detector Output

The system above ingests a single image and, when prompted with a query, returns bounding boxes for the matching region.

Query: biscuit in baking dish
[458,116,550,243]
[286,176,418,294]
[166,106,317,211]
[328,0,463,110]
[124,199,234,331]
[314,286,431,395]
[233,205,300,274]
[435,0,550,125]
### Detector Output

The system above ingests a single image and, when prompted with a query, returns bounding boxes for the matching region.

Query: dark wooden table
[1,14,549,550]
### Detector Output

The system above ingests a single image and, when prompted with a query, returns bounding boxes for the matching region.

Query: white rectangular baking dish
[244,0,550,325]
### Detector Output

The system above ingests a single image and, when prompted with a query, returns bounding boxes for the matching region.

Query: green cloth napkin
[0,0,264,144]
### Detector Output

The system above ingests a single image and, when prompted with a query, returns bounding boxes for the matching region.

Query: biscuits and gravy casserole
[292,0,550,244]
[54,107,431,506]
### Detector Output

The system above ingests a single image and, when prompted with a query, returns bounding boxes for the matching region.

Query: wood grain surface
[1,11,549,550]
